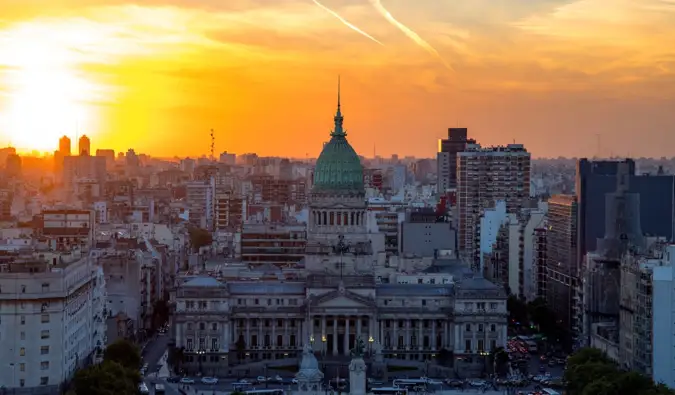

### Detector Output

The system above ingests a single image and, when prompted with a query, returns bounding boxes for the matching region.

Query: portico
[309,314,376,356]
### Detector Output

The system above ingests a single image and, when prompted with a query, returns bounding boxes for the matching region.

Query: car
[167,376,181,383]
[469,380,486,387]
[180,377,195,384]
[256,376,270,384]
[201,377,218,385]
[275,375,283,383]
[445,379,464,388]
[292,378,298,384]
[138,383,150,394]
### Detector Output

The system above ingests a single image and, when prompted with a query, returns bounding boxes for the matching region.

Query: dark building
[575,158,675,266]
[437,128,475,191]
[546,194,578,330]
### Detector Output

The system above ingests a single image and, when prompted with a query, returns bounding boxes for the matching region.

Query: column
[405,319,411,350]
[176,324,183,348]
[501,324,508,348]
[284,319,289,348]
[418,319,423,350]
[321,317,327,353]
[332,318,338,355]
[379,320,384,346]
[344,317,350,355]
[222,321,229,352]
[297,321,302,348]
[258,320,263,348]
[357,316,362,340]
[443,320,448,348]
[246,318,251,347]
[272,320,276,350]
[431,320,436,350]
[393,319,398,350]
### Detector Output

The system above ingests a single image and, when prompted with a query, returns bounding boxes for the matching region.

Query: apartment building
[240,224,306,268]
[457,143,531,268]
[34,209,94,252]
[0,253,106,394]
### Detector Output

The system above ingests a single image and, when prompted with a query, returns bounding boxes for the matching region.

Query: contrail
[312,0,384,45]
[369,0,452,70]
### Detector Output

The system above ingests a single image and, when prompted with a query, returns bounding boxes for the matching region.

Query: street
[142,333,172,375]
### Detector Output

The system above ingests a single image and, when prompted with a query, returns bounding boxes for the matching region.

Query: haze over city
[1,0,674,158]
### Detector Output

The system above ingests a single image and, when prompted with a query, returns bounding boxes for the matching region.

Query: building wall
[400,222,456,257]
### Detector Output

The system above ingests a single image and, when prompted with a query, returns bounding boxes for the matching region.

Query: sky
[0,0,673,159]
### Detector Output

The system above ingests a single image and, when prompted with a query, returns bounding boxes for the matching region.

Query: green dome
[312,83,364,194]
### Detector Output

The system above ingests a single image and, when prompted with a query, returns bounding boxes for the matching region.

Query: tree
[236,335,246,361]
[167,346,185,374]
[507,295,528,325]
[490,347,509,375]
[72,360,139,395]
[565,348,675,395]
[435,348,453,367]
[103,339,141,370]
[188,227,212,252]
[152,299,170,329]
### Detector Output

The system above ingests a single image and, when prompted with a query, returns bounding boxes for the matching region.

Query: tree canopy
[565,348,675,395]
[103,339,141,370]
[188,226,213,252]
[72,360,140,395]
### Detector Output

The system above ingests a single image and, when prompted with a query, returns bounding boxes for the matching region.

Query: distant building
[457,143,531,268]
[437,127,473,192]
[58,136,71,156]
[5,153,22,178]
[95,149,115,169]
[78,135,91,156]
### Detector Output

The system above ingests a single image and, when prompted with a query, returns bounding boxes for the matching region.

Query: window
[41,314,49,323]
[490,302,498,310]
[41,361,49,370]
[478,339,484,352]
[490,340,497,350]
[477,302,486,310]
[19,347,25,356]
[40,377,48,386]
[465,323,471,331]
[186,338,193,350]
[422,300,427,306]
[478,324,484,332]
[211,323,217,331]
[211,338,218,350]
[20,316,25,325]
[267,299,271,306]
[19,363,25,372]
[41,346,49,355]
[20,332,25,340]
[490,324,496,332]
[42,283,50,292]
[21,285,26,293]
[41,330,50,339]
[254,299,259,305]
[199,323,205,330]
[465,339,471,352]
[199,338,205,350]
[187,323,193,330]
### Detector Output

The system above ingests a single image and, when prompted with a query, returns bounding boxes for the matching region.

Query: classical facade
[170,83,507,377]
[171,272,507,375]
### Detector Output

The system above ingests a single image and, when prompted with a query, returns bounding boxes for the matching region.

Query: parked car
[201,377,218,385]
[167,376,181,383]
[256,376,271,384]
[180,377,195,384]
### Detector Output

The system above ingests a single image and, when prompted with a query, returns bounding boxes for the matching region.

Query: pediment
[314,290,375,308]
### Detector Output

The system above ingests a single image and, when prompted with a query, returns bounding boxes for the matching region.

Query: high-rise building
[58,136,71,156]
[0,256,107,392]
[95,149,115,169]
[78,135,90,156]
[545,194,578,330]
[575,158,675,266]
[5,154,22,178]
[437,128,474,192]
[457,143,531,268]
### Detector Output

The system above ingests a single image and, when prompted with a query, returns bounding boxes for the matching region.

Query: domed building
[305,80,379,273]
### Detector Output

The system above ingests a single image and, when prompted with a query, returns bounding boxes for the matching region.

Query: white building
[651,245,675,388]
[0,254,106,393]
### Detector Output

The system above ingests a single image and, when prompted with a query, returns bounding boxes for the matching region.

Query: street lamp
[322,335,327,356]
[368,336,374,355]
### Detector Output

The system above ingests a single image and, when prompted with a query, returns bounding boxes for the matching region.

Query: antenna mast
[210,129,215,161]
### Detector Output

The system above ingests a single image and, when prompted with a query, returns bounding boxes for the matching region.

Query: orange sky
[0,0,673,158]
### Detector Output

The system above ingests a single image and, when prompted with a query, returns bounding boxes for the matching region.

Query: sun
[0,24,97,152]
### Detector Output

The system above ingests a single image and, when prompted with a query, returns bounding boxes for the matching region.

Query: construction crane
[210,129,215,161]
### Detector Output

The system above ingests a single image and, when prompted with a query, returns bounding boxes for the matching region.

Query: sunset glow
[0,0,673,157]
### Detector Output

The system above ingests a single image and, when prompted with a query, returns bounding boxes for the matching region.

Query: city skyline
[0,0,673,158]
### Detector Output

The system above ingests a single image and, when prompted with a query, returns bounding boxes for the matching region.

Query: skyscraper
[457,143,531,268]
[546,194,578,330]
[437,128,473,192]
[59,135,71,156]
[78,135,90,156]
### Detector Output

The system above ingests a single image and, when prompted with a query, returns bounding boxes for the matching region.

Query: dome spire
[331,75,346,137]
